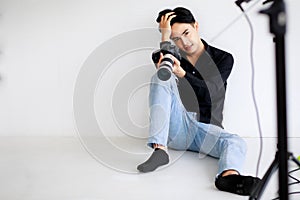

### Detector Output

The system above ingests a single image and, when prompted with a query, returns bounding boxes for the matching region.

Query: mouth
[184,44,193,51]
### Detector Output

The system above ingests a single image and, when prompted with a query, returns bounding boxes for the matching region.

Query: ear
[194,22,199,31]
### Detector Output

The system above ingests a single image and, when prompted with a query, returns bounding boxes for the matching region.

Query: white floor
[0,136,299,200]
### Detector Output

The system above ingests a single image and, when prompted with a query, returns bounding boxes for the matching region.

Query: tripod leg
[249,152,279,200]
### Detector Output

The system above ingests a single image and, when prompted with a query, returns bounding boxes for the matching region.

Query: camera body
[152,49,181,81]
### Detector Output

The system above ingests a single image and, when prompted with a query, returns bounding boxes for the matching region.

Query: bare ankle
[153,143,167,150]
[221,170,239,177]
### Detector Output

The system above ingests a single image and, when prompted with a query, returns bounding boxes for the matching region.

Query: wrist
[161,36,170,42]
[180,70,186,78]
[161,32,171,42]
[176,68,186,78]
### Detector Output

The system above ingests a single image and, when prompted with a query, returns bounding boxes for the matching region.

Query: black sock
[137,148,169,173]
[215,174,261,196]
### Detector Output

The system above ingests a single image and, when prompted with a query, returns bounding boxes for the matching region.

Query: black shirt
[160,39,234,128]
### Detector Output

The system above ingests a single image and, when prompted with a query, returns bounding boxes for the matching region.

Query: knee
[226,135,247,155]
[150,74,159,83]
[150,73,177,86]
[151,74,165,84]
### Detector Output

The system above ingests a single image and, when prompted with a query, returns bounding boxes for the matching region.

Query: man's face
[170,22,200,55]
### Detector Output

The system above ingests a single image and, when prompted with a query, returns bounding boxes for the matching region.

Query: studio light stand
[244,0,300,199]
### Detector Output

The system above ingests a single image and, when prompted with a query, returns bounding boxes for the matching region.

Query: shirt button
[192,71,195,74]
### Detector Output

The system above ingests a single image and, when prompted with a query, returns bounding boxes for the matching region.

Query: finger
[174,58,180,66]
[166,14,176,22]
[169,54,180,65]
[161,12,175,22]
[160,52,164,59]
[158,53,164,64]
[156,53,164,68]
[164,12,175,18]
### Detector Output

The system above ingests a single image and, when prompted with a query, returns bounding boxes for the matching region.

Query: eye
[184,31,189,36]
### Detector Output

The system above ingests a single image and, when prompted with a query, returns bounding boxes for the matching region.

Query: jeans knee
[151,73,177,86]
[230,135,247,154]
[236,136,247,154]
[150,74,159,83]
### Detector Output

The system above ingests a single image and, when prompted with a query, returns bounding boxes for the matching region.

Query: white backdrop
[0,0,299,139]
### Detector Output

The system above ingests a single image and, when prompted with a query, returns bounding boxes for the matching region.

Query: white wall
[0,0,299,139]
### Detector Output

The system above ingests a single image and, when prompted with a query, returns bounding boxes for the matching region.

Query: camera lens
[157,57,174,81]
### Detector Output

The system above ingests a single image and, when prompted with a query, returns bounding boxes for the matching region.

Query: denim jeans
[148,73,247,175]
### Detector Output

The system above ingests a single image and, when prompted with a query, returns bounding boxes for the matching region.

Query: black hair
[156,7,196,26]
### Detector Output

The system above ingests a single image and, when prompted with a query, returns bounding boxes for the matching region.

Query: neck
[187,39,205,66]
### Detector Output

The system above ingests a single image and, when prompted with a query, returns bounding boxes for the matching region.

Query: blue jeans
[148,74,247,175]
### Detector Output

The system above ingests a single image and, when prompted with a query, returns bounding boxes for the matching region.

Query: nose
[181,37,189,46]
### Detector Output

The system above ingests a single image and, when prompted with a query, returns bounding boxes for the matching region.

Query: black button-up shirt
[160,39,234,128]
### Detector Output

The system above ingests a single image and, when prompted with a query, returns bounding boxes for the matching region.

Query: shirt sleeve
[160,41,181,59]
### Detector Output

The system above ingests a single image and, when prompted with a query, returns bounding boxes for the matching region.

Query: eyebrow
[182,29,189,35]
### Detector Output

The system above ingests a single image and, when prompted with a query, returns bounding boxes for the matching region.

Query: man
[137,7,261,196]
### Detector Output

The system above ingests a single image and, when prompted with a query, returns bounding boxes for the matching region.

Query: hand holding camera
[152,50,185,81]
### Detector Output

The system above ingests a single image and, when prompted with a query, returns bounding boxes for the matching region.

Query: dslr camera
[152,49,181,81]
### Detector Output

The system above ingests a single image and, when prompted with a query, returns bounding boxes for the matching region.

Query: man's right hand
[158,12,176,42]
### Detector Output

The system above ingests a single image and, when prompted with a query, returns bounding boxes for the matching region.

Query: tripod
[249,0,300,199]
